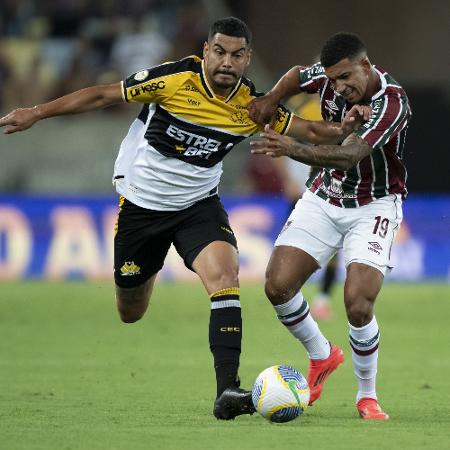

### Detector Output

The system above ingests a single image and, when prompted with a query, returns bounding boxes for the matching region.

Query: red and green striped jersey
[298,63,411,207]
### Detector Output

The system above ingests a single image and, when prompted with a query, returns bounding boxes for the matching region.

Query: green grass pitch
[1,281,449,450]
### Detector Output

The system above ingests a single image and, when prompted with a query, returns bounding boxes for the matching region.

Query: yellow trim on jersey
[122,57,292,137]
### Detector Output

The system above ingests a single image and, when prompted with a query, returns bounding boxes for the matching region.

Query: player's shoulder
[374,66,408,99]
[125,55,202,86]
[240,76,262,97]
[159,55,203,75]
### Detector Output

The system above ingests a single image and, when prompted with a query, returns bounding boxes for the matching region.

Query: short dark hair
[320,32,367,68]
[208,17,252,46]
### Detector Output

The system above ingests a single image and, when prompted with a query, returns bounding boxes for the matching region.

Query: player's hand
[341,104,371,133]
[0,107,40,134]
[250,124,298,158]
[247,94,279,126]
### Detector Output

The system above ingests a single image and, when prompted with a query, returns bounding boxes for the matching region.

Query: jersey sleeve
[122,63,179,104]
[272,104,294,135]
[298,63,327,94]
[355,93,411,149]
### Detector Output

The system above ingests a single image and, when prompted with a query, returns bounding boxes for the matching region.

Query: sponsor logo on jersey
[187,98,201,107]
[120,261,141,276]
[318,181,357,199]
[166,124,232,159]
[363,98,383,129]
[220,226,234,235]
[183,83,199,92]
[275,107,289,124]
[368,241,383,255]
[130,80,165,98]
[134,70,149,81]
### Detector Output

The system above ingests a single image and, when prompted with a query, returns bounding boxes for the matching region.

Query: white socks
[349,316,380,402]
[274,291,330,360]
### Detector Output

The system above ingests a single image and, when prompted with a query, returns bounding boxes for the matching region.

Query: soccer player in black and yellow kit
[0,18,369,420]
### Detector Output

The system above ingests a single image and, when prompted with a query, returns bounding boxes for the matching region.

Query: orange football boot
[357,398,390,420]
[307,344,344,405]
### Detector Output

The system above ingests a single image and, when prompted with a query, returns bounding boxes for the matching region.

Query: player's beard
[213,71,238,89]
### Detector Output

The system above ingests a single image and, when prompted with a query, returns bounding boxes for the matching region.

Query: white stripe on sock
[274,291,330,360]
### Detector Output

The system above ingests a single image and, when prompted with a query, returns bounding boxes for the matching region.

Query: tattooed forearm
[288,134,373,171]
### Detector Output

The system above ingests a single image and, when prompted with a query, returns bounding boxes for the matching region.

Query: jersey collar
[370,66,387,101]
[201,60,243,103]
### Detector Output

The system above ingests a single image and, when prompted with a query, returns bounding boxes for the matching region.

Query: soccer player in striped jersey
[0,20,368,421]
[249,32,412,420]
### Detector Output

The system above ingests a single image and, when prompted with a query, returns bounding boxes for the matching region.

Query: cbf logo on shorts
[166,124,232,159]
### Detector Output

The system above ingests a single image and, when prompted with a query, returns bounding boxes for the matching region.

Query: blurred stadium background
[1,2,450,449]
[0,0,449,282]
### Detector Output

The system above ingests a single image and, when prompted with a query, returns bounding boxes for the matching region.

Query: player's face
[203,33,251,95]
[325,57,371,104]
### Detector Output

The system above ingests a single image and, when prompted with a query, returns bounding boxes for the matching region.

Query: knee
[208,268,239,293]
[264,275,297,306]
[344,291,373,326]
[118,308,144,324]
[116,292,147,324]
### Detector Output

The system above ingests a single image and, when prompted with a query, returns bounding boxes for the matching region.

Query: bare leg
[192,241,239,294]
[265,246,318,305]
[115,274,157,323]
[344,262,383,327]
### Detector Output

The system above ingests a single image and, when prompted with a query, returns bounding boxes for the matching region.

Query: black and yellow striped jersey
[114,55,293,211]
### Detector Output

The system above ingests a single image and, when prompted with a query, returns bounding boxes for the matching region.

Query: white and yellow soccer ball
[251,365,310,423]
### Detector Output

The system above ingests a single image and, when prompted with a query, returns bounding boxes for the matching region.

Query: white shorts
[275,190,403,275]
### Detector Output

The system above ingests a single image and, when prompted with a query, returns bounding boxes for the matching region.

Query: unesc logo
[130,80,165,98]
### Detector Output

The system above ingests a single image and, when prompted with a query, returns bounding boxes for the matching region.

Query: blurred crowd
[0,0,209,112]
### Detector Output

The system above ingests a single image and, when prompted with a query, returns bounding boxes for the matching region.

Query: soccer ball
[251,365,310,423]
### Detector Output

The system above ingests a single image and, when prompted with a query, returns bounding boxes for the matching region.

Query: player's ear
[203,41,209,58]
[361,56,371,72]
[245,48,252,67]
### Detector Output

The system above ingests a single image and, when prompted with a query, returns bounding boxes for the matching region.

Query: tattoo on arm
[289,133,373,171]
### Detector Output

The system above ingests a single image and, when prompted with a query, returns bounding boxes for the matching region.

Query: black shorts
[114,195,237,288]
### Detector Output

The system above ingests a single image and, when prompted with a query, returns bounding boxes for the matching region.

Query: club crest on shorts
[120,261,141,276]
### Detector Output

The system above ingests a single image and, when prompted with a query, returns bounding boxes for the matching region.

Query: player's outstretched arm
[287,104,371,144]
[248,66,303,126]
[250,124,373,171]
[0,82,123,134]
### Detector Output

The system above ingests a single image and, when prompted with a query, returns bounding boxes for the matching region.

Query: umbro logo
[368,242,383,251]
[368,241,383,255]
[325,99,339,111]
